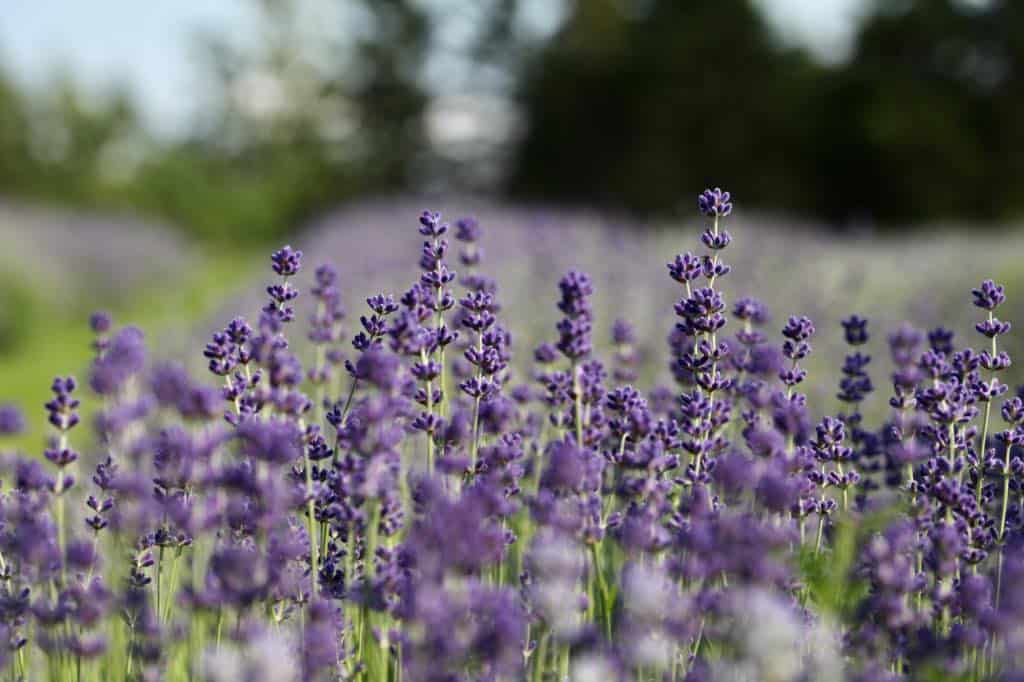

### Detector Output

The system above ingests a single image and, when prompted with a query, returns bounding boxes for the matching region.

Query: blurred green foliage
[798,507,901,622]
[0,272,38,355]
[0,0,433,243]
[513,0,1024,224]
[0,0,1022,241]
[0,248,261,453]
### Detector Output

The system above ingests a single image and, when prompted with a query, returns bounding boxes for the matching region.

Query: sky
[0,0,867,137]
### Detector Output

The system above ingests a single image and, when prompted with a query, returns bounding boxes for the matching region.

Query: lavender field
[2,190,1024,682]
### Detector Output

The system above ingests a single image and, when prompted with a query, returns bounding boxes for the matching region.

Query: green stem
[559,645,570,681]
[978,312,998,502]
[304,444,320,597]
[163,549,182,623]
[156,545,164,624]
[572,361,583,446]
[420,348,436,474]
[532,633,549,682]
[836,460,848,512]
[589,542,612,640]
[469,331,484,469]
[999,443,1013,542]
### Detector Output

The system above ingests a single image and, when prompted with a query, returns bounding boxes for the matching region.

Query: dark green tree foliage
[0,0,435,243]
[0,66,34,193]
[0,67,140,207]
[809,0,1024,222]
[508,0,822,216]
[510,0,1024,225]
[129,0,432,242]
[3,0,1024,238]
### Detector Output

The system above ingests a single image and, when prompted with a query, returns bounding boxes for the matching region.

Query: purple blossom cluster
[3,191,1024,681]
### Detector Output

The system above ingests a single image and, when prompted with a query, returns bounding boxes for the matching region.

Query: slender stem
[156,545,164,622]
[589,542,612,640]
[304,442,320,597]
[978,319,997,503]
[837,460,848,512]
[469,331,484,469]
[999,443,1013,542]
[56,432,69,585]
[559,644,570,681]
[470,397,482,469]
[421,348,436,473]
[572,361,584,447]
[532,633,549,682]
[996,548,1006,609]
[339,378,360,426]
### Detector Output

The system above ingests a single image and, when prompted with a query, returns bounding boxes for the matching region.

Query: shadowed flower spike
[556,270,594,360]
[841,315,869,345]
[0,404,25,436]
[698,187,733,216]
[928,326,955,354]
[612,319,636,346]
[89,311,113,355]
[977,317,1011,338]
[781,315,814,360]
[972,279,1006,310]
[89,326,146,395]
[782,315,815,342]
[45,376,80,432]
[270,245,303,277]
[667,253,703,284]
[354,347,402,392]
[89,311,112,334]
[308,263,345,354]
[455,217,480,242]
[733,297,768,324]
[455,217,483,267]
[418,210,448,237]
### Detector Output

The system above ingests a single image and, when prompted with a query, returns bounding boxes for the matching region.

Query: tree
[507,0,822,215]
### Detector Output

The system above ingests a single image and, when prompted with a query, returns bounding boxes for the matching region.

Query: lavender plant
[4,192,1024,681]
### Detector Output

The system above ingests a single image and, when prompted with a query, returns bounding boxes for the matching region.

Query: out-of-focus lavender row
[0,202,193,304]
[256,198,1024,414]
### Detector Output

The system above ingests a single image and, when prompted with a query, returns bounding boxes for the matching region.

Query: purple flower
[455,216,481,242]
[668,253,703,284]
[270,245,303,277]
[45,376,80,432]
[89,326,146,395]
[972,279,1006,310]
[841,314,869,346]
[555,270,594,360]
[0,404,25,436]
[236,417,302,465]
[697,187,733,216]
[418,210,448,237]
[89,311,112,334]
[354,348,401,392]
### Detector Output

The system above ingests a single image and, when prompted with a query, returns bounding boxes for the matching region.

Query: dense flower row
[0,190,1022,681]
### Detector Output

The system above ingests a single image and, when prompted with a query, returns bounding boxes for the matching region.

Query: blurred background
[2,0,1023,440]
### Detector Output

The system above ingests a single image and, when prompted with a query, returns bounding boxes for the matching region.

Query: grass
[0,246,262,453]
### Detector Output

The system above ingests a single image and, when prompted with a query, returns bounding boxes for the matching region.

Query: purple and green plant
[2,191,1024,681]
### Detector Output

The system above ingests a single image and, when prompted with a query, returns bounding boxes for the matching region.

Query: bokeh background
[2,0,1022,443]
